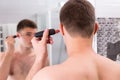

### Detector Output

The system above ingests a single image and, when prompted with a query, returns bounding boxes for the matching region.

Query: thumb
[42,29,49,43]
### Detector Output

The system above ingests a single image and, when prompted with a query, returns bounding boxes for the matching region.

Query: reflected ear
[16,32,20,38]
[94,22,99,34]
[60,23,64,35]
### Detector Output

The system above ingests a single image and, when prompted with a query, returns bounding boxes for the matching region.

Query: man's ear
[60,23,64,36]
[93,22,99,35]
[16,32,20,38]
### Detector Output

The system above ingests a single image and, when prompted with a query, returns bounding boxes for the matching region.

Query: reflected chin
[25,43,33,48]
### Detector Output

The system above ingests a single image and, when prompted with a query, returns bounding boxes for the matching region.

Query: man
[28,0,120,80]
[0,35,16,80]
[0,19,48,80]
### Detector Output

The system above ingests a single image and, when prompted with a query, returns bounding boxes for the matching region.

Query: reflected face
[18,27,37,48]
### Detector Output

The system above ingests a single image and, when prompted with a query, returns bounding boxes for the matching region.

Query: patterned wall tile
[97,18,120,61]
[0,26,4,52]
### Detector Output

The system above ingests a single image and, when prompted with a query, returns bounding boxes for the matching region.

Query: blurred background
[0,0,120,64]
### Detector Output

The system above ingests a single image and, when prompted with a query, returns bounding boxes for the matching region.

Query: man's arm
[26,56,48,80]
[26,29,52,80]
[0,36,15,80]
[0,52,13,80]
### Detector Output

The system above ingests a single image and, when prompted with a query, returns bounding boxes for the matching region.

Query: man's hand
[31,29,53,61]
[26,29,53,80]
[5,36,15,54]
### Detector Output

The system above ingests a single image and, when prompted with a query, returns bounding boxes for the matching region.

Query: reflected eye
[20,32,35,37]
[26,33,33,37]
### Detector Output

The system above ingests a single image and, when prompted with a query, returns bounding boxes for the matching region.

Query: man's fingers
[31,37,39,44]
[42,29,49,43]
[32,29,54,45]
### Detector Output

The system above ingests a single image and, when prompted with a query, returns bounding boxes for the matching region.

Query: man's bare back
[33,51,120,80]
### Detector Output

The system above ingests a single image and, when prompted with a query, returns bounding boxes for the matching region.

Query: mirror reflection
[1,0,120,64]
[0,0,68,65]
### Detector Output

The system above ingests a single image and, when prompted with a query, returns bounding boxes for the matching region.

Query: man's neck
[16,45,33,55]
[66,37,93,57]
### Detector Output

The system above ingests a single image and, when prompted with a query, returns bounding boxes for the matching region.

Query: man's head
[17,19,37,32]
[17,19,37,48]
[60,0,97,38]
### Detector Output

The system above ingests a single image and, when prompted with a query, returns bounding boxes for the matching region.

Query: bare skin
[7,27,37,80]
[28,24,120,80]
[0,52,35,80]
[25,29,54,80]
[7,50,35,80]
[33,50,120,80]
[0,27,46,80]
[26,0,120,79]
[0,35,16,80]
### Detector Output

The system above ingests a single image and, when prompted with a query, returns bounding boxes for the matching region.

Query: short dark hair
[60,0,95,38]
[17,19,37,32]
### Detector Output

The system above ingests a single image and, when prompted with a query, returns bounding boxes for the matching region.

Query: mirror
[0,0,68,65]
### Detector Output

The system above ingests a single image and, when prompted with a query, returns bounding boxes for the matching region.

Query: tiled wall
[0,26,4,52]
[97,18,120,61]
[0,25,9,52]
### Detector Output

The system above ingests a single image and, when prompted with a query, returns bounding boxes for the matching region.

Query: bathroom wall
[97,18,120,62]
[0,24,8,52]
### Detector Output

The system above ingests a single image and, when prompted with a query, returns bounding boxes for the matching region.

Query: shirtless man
[26,0,120,80]
[0,19,48,80]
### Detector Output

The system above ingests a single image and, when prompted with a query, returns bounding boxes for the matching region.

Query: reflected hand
[31,29,53,61]
[5,35,15,54]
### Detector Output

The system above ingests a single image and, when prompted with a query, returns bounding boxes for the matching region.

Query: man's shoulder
[33,64,87,80]
[33,65,64,80]
[32,66,55,80]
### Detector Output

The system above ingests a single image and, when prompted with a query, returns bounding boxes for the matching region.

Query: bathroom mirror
[0,0,68,65]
